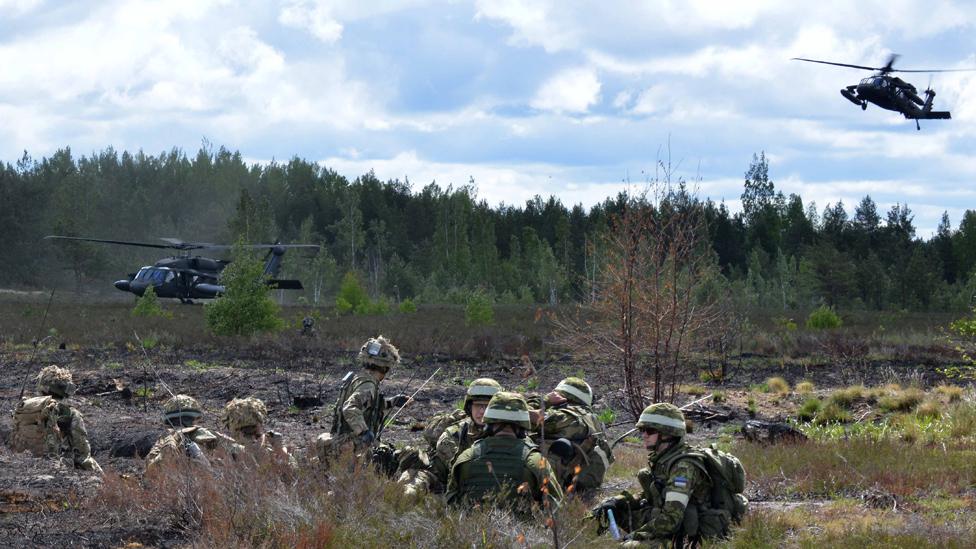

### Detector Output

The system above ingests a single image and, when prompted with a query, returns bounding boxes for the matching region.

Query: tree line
[2,146,975,311]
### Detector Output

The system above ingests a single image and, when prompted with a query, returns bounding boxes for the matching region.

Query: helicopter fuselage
[841,75,950,120]
[113,261,225,301]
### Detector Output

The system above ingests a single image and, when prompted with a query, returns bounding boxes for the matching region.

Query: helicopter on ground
[792,54,974,129]
[45,236,319,303]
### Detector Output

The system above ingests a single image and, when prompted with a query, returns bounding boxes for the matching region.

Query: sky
[2,0,975,237]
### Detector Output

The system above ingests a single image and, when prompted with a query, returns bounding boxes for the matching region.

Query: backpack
[666,444,748,538]
[10,396,60,455]
[422,409,467,449]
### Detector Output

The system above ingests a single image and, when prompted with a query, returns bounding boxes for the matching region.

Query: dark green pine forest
[3,145,975,311]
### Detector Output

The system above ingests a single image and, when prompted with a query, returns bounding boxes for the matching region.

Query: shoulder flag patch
[673,475,689,489]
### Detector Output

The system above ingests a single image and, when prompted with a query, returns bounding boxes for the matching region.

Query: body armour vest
[456,436,536,503]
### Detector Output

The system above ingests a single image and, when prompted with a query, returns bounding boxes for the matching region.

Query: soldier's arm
[340,383,375,435]
[632,460,704,541]
[68,408,94,465]
[540,410,585,440]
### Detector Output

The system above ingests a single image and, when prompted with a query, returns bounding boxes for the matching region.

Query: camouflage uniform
[221,397,295,466]
[402,378,501,495]
[145,394,241,474]
[10,366,102,474]
[315,336,401,470]
[534,377,612,494]
[447,392,563,514]
[595,404,711,548]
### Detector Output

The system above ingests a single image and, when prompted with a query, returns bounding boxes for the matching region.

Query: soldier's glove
[360,429,376,445]
[389,394,411,408]
[549,438,575,465]
[589,498,617,535]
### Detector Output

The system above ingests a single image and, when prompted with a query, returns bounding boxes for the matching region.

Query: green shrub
[806,305,842,330]
[131,285,170,318]
[336,271,369,314]
[747,397,758,417]
[766,376,790,394]
[205,243,285,336]
[465,291,494,327]
[711,390,725,403]
[797,398,822,421]
[398,298,417,313]
[597,408,616,424]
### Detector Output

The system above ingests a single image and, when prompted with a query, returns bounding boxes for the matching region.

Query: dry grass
[935,384,965,403]
[795,381,815,395]
[94,449,619,548]
[766,377,790,395]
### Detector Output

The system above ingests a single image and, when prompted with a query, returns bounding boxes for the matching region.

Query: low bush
[465,291,495,327]
[398,299,417,314]
[766,376,790,394]
[806,305,842,330]
[878,387,925,413]
[935,384,964,403]
[797,398,822,421]
[795,380,815,394]
[829,385,866,408]
[814,402,852,425]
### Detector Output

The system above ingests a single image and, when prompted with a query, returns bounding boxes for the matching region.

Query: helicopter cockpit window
[135,268,170,285]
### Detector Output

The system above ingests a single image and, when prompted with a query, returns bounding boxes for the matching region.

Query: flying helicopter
[45,235,319,303]
[792,54,975,129]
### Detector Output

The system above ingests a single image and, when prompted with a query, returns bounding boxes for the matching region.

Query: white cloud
[0,0,42,16]
[530,67,601,113]
[278,0,343,43]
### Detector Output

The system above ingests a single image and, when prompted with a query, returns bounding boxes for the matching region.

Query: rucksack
[665,444,748,538]
[10,396,60,455]
[422,409,467,449]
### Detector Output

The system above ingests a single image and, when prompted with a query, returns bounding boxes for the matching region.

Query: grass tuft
[766,376,790,395]
[795,380,815,394]
[878,387,925,413]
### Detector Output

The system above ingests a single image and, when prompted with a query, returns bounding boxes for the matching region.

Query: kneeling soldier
[314,336,408,474]
[221,396,294,465]
[145,394,241,474]
[10,365,102,474]
[591,403,747,547]
[447,391,563,514]
[530,377,612,496]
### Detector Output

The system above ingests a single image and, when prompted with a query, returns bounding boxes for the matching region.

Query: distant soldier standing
[314,336,407,471]
[221,396,294,465]
[447,391,563,514]
[591,403,748,547]
[10,365,102,474]
[401,377,503,495]
[145,394,241,474]
[530,377,613,495]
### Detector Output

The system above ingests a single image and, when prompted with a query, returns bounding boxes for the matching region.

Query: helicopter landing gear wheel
[861,101,868,110]
[916,119,921,131]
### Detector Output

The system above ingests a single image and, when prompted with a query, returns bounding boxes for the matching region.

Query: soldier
[447,391,563,514]
[221,397,294,465]
[145,394,241,474]
[401,378,502,495]
[10,365,102,474]
[530,377,612,495]
[314,335,407,471]
[591,403,747,547]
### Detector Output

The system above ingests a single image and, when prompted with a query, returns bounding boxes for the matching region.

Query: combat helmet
[635,403,686,438]
[482,391,532,430]
[464,378,503,415]
[554,377,593,406]
[36,365,76,398]
[221,397,267,434]
[358,335,400,373]
[163,394,203,426]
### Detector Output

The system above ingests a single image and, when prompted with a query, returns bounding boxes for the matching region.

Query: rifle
[381,366,441,435]
[18,289,56,400]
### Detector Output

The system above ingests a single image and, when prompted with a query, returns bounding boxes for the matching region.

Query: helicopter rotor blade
[888,68,976,73]
[881,53,900,73]
[792,57,881,71]
[45,235,178,249]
